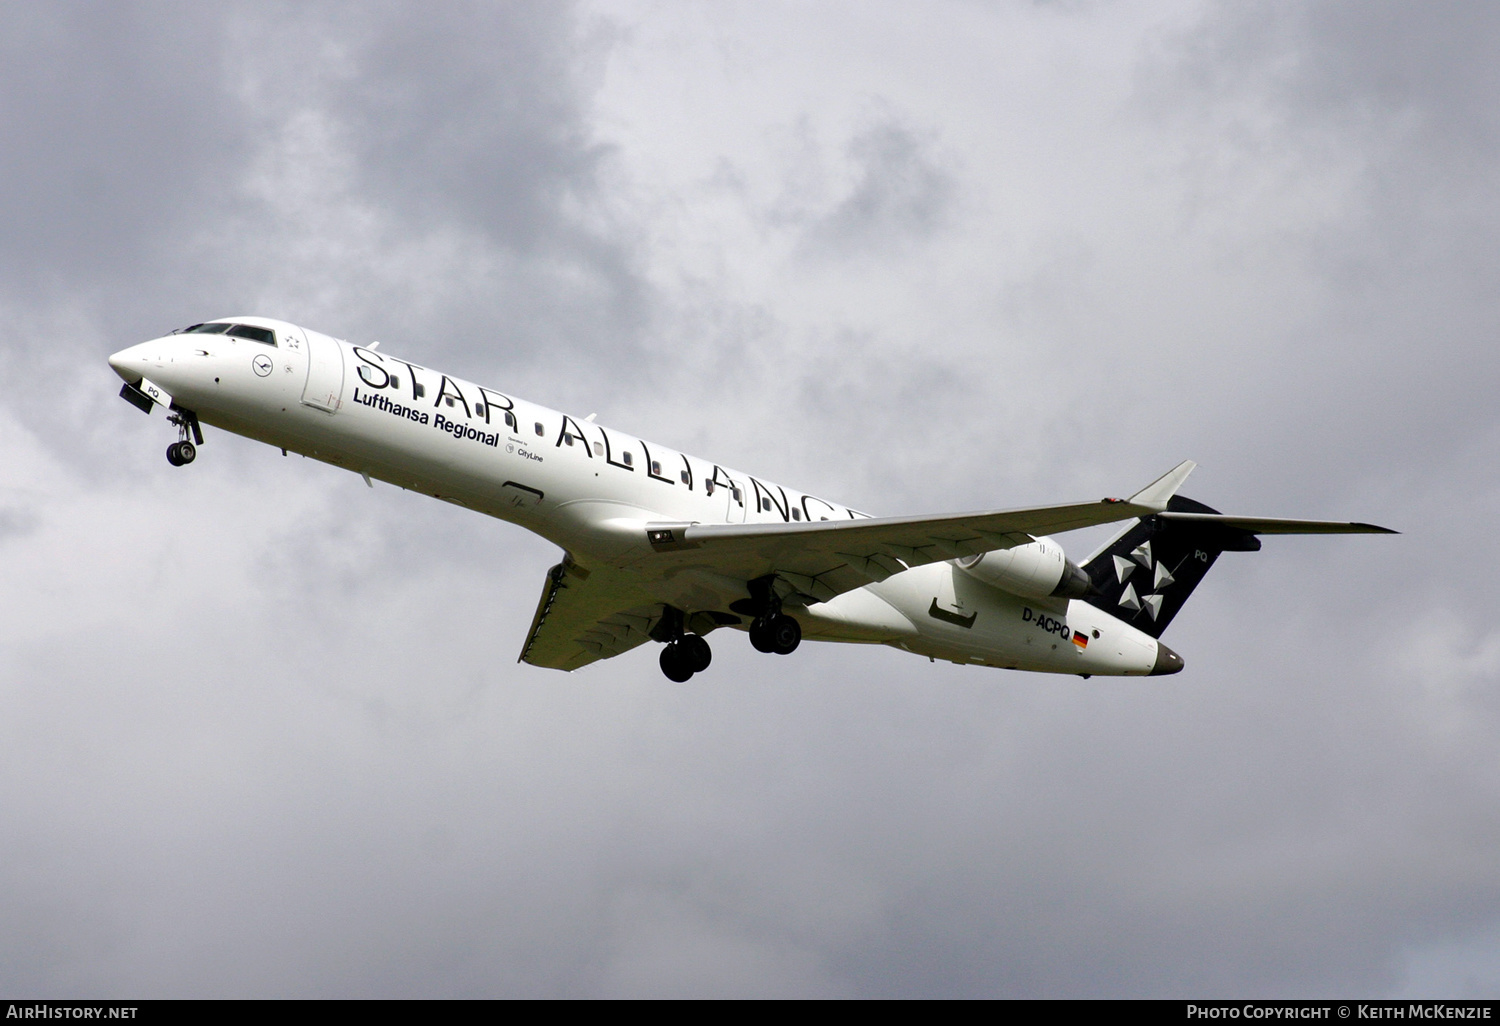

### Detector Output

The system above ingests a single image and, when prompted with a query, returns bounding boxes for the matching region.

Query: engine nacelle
[955,536,1092,601]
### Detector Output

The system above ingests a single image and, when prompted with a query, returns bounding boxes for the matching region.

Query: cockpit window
[225,324,276,346]
[177,322,276,346]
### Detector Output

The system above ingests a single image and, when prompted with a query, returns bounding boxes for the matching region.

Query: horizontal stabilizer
[1156,512,1398,535]
[1082,494,1396,637]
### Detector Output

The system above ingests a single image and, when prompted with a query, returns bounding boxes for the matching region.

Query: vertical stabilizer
[1127,459,1197,511]
[1081,495,1259,638]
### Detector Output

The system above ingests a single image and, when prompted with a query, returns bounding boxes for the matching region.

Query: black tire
[660,643,694,682]
[682,634,712,673]
[749,618,776,653]
[177,441,196,464]
[770,614,801,655]
[166,442,183,466]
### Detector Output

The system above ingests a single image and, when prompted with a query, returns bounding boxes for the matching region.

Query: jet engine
[955,537,1092,601]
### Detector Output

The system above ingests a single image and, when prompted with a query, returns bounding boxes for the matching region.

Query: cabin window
[534,422,544,436]
[390,376,401,389]
[474,403,485,416]
[791,508,801,521]
[505,412,517,430]
[650,460,661,476]
[622,452,633,466]
[564,434,574,446]
[445,396,455,407]
[594,442,603,457]
[679,470,690,485]
[732,487,742,503]
[760,497,771,511]
[705,481,715,496]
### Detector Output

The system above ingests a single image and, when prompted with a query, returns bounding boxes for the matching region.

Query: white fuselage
[109,317,1167,677]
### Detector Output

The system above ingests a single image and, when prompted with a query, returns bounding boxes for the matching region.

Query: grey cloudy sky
[1,0,1496,998]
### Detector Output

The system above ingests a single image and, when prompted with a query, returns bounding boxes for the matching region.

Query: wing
[641,496,1164,605]
[518,561,664,671]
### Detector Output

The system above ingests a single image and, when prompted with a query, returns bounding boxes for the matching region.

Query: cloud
[788,111,955,255]
[0,0,643,440]
[0,4,249,299]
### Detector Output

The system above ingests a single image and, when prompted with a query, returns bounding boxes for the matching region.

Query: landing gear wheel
[681,634,712,673]
[750,614,801,655]
[659,643,695,682]
[769,614,801,655]
[749,617,776,653]
[165,409,203,466]
[166,441,196,466]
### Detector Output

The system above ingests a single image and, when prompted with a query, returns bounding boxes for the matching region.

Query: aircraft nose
[1150,641,1184,675]
[108,342,153,383]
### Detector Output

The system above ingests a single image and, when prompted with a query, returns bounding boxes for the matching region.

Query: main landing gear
[165,408,203,467]
[749,612,800,655]
[651,593,801,681]
[654,606,714,682]
[731,577,802,657]
[659,633,712,683]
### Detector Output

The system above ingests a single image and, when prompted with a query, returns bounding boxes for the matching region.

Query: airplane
[107,316,1395,682]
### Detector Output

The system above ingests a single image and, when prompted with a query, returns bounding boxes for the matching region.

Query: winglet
[1128,460,1197,513]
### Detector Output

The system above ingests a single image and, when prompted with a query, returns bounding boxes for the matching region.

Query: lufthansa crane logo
[252,354,274,377]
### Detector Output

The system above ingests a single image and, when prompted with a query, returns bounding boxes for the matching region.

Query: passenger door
[301,330,346,413]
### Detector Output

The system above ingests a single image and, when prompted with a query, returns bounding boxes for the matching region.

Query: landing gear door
[301,330,346,413]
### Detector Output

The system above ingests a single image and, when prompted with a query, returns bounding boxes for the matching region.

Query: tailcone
[1150,641,1184,675]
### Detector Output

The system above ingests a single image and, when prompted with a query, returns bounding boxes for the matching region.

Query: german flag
[1072,632,1089,650]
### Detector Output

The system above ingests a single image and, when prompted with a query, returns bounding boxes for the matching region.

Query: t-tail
[1082,496,1259,638]
[1080,471,1397,638]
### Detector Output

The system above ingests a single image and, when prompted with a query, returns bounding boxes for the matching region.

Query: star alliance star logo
[1112,540,1175,621]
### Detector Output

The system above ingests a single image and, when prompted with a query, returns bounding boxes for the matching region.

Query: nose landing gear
[166,440,196,466]
[165,408,203,467]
